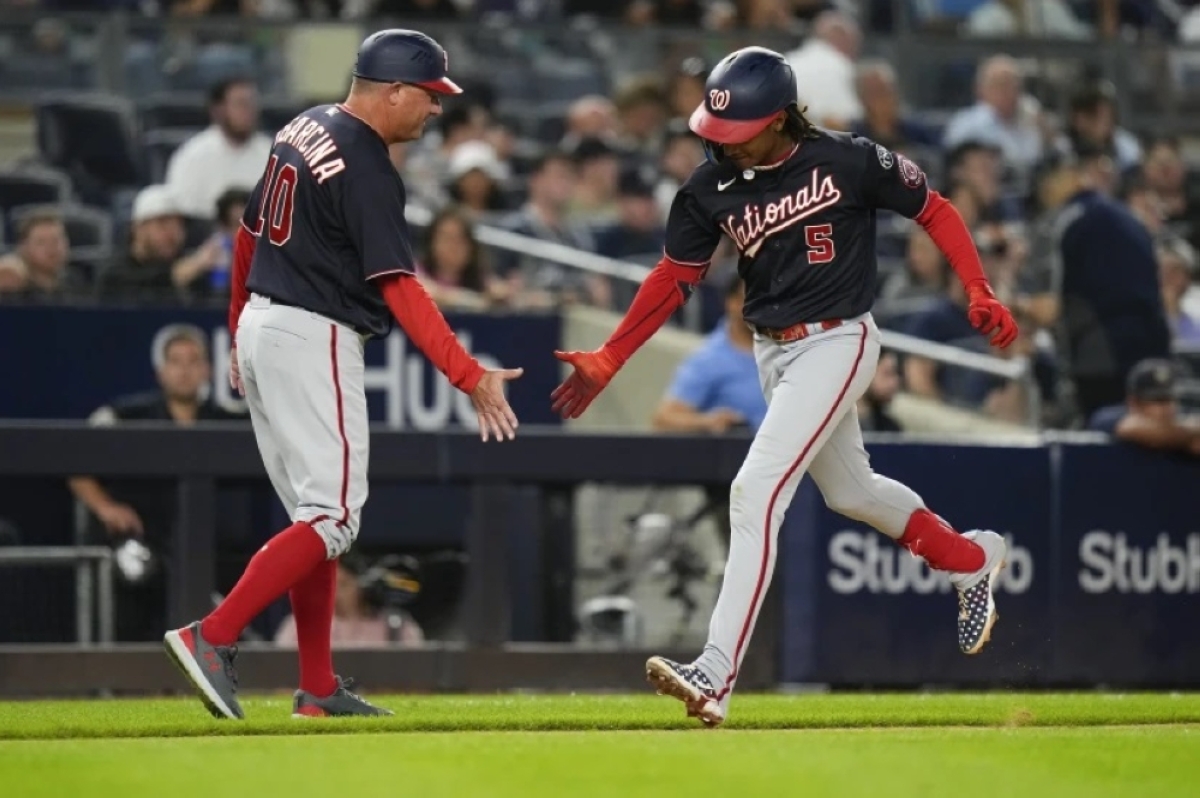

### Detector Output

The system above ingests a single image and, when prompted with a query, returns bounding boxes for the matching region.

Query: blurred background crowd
[1,0,1200,435]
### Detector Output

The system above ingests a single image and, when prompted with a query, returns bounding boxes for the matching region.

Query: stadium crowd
[1,1,1199,436]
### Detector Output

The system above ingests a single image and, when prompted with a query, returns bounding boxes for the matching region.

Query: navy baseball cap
[688,46,797,145]
[1127,358,1177,402]
[353,29,462,95]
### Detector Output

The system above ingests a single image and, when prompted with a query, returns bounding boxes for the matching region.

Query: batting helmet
[688,46,797,146]
[353,29,462,95]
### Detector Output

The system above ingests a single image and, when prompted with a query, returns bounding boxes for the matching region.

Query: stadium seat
[142,128,201,184]
[35,93,145,205]
[138,93,209,131]
[0,168,72,242]
[259,99,306,136]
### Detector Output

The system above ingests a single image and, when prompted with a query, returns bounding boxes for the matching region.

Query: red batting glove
[965,281,1019,349]
[550,348,623,419]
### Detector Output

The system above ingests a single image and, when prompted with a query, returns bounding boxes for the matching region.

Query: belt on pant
[753,318,845,343]
[254,294,373,339]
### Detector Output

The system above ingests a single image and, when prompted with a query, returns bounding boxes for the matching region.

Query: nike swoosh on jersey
[718,178,737,191]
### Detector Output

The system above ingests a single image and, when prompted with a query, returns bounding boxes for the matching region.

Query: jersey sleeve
[339,167,416,281]
[663,183,722,268]
[857,136,930,219]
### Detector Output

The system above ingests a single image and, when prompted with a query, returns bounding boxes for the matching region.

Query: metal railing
[0,546,115,645]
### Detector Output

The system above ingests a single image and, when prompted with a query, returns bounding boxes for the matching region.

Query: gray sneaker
[163,621,244,720]
[950,530,1008,655]
[292,676,394,718]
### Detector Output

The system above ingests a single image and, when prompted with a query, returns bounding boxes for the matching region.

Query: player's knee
[308,514,360,559]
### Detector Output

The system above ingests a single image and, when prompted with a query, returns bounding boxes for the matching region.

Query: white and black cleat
[950,529,1007,655]
[646,656,725,728]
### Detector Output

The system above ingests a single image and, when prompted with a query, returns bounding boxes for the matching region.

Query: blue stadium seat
[0,168,72,242]
[142,128,201,184]
[35,93,145,204]
[138,93,209,131]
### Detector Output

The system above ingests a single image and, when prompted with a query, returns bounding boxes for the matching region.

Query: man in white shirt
[164,77,272,220]
[784,10,862,130]
[942,55,1047,195]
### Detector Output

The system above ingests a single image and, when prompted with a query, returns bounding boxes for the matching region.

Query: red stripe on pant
[716,322,868,701]
[330,325,350,528]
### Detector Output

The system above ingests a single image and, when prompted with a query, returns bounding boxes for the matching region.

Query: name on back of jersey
[720,168,842,258]
[274,115,346,184]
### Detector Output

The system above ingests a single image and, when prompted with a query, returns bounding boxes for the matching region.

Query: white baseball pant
[694,313,926,712]
[235,293,369,559]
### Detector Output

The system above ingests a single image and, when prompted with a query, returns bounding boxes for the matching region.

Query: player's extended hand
[229,344,244,396]
[470,367,524,442]
[965,281,1018,349]
[551,348,623,419]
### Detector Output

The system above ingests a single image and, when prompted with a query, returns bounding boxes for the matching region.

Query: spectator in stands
[0,257,26,297]
[902,277,1014,414]
[1141,137,1200,253]
[1087,358,1200,456]
[667,57,709,122]
[652,276,765,434]
[494,151,610,309]
[1120,171,1167,241]
[367,0,464,19]
[176,187,250,304]
[416,206,506,310]
[99,185,223,303]
[405,103,491,210]
[850,60,940,154]
[274,555,424,648]
[1036,148,1171,421]
[67,323,246,641]
[625,0,706,26]
[943,55,1048,195]
[878,226,950,316]
[858,351,903,433]
[561,95,619,153]
[612,78,670,159]
[1158,237,1200,346]
[164,76,271,221]
[965,0,1092,38]
[595,164,666,262]
[568,137,621,227]
[725,0,804,30]
[445,141,510,221]
[654,120,705,221]
[1056,80,1142,175]
[785,10,863,129]
[0,210,86,301]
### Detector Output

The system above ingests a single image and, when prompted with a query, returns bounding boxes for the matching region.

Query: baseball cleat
[163,622,244,720]
[292,676,394,718]
[950,529,1007,655]
[646,656,725,728]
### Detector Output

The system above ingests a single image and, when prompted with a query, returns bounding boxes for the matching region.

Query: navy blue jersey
[664,130,929,329]
[242,104,415,337]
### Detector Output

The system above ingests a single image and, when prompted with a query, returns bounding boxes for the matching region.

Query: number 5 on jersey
[253,154,298,246]
[805,223,835,265]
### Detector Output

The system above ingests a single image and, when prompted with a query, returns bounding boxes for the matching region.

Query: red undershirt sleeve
[376,273,485,394]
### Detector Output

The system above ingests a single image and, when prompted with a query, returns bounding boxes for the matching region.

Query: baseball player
[163,29,523,720]
[551,47,1019,727]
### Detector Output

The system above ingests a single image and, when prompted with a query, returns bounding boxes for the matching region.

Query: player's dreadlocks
[784,103,821,141]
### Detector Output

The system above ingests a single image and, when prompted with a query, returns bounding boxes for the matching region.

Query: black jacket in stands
[665,129,931,329]
[242,104,416,338]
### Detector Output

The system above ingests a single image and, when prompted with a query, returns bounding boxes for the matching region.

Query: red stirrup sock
[898,509,985,573]
[201,521,329,646]
[289,558,339,697]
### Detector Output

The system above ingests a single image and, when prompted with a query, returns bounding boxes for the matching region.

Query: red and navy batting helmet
[688,46,797,146]
[353,29,462,95]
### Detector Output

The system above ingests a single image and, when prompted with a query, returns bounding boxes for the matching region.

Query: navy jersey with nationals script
[242,104,415,337]
[665,129,929,329]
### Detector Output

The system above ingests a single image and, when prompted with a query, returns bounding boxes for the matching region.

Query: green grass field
[2,693,1198,797]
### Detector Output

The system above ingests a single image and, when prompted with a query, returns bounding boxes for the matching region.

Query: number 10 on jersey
[252,154,299,246]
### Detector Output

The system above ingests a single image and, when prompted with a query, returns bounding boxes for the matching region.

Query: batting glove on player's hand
[551,348,623,419]
[965,281,1018,349]
[470,367,524,442]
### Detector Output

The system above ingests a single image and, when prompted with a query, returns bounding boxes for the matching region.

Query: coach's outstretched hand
[471,368,524,442]
[551,348,623,419]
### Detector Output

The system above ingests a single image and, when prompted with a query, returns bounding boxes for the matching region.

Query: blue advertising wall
[0,304,562,426]
[779,441,1200,688]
